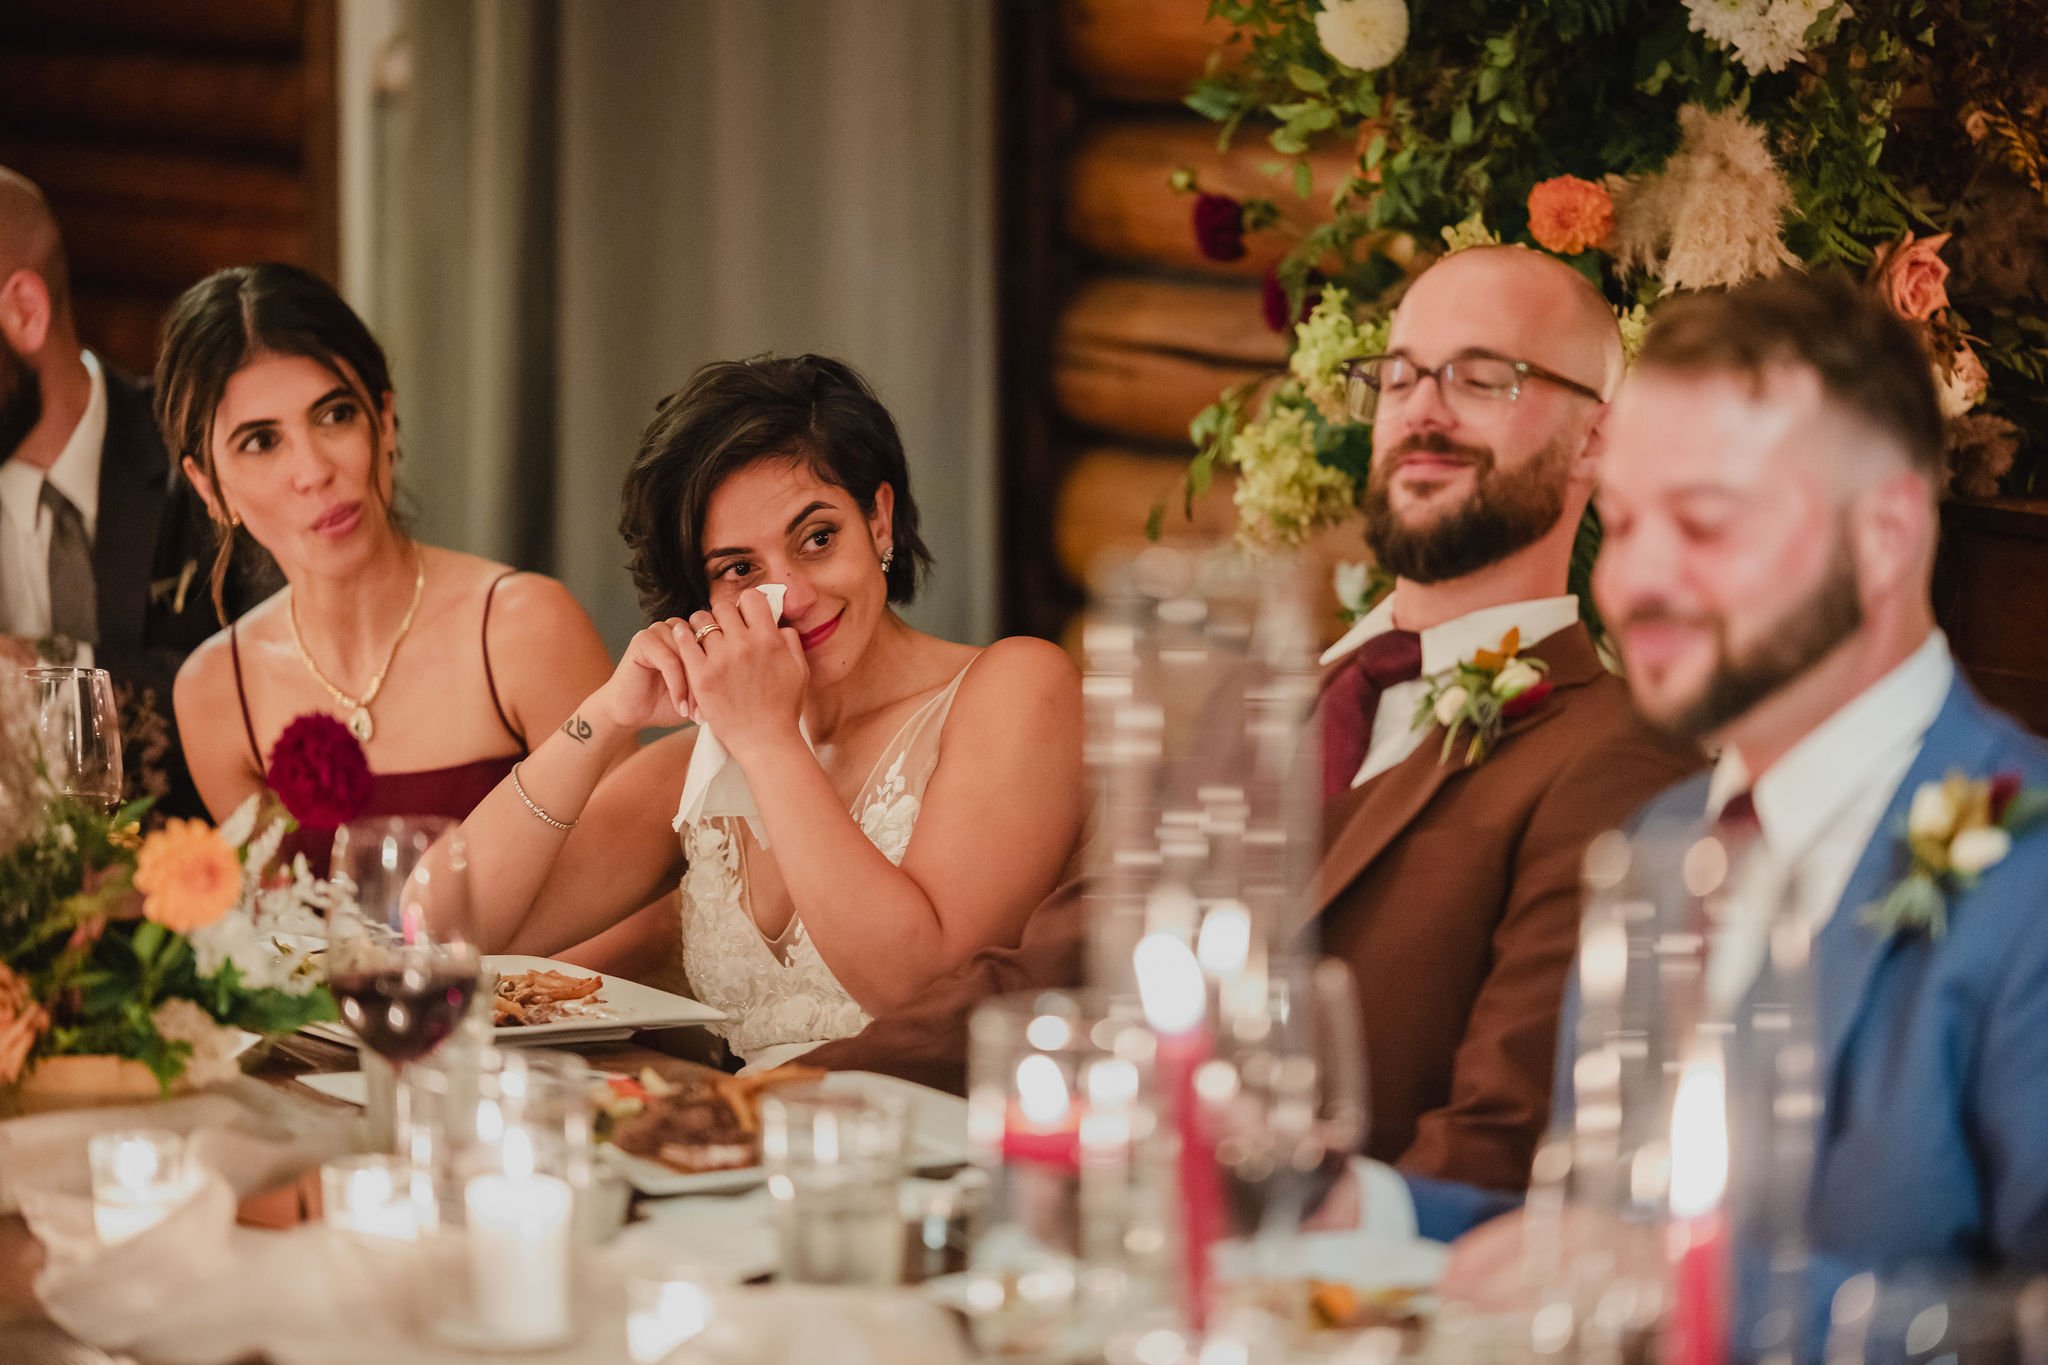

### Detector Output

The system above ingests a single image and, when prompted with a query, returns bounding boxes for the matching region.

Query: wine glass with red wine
[328,816,480,1150]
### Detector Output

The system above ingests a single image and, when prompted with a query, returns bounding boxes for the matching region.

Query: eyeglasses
[1340,352,1606,423]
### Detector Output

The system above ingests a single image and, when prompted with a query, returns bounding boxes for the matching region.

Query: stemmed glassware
[25,665,123,811]
[327,816,482,1150]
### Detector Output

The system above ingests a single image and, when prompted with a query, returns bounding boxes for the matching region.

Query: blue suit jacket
[1408,676,2048,1307]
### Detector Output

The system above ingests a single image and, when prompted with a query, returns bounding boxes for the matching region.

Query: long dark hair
[619,354,933,621]
[154,262,401,621]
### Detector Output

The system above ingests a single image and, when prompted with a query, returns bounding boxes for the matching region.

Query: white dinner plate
[301,953,725,1048]
[604,1070,971,1198]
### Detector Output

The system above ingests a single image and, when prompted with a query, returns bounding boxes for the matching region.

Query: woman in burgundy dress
[157,263,671,976]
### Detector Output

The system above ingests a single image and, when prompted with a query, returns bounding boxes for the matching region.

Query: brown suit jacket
[805,622,1701,1194]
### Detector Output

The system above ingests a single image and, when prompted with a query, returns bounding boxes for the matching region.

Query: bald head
[1392,246,1624,399]
[0,167,69,318]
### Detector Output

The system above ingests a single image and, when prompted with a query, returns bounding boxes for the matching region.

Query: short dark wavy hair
[1636,267,1944,481]
[619,354,932,622]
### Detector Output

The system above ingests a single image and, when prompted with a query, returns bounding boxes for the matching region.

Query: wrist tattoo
[561,714,593,744]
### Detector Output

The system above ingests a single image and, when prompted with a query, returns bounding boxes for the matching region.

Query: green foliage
[1184,0,2048,491]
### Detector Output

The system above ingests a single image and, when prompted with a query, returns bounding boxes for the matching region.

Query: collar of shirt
[1706,629,1955,865]
[1320,591,1581,674]
[42,350,108,536]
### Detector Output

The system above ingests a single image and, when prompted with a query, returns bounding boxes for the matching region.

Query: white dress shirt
[1702,629,1953,1007]
[0,350,107,664]
[1321,593,1583,788]
[1349,629,1954,1241]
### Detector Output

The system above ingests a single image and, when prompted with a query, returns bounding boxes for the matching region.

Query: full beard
[1361,431,1573,584]
[1638,532,1865,744]
[0,340,42,461]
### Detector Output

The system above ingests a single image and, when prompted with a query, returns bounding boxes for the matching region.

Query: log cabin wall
[0,0,338,378]
[999,0,1365,647]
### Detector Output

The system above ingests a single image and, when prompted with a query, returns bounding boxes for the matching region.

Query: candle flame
[1196,903,1252,977]
[113,1139,162,1188]
[1134,933,1206,1035]
[1668,1046,1728,1217]
[1015,1054,1071,1127]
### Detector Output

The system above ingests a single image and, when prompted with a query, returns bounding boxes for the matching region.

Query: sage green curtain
[357,0,998,651]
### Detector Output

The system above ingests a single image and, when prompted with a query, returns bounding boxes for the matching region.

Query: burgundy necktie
[1321,629,1423,797]
[1715,789,1760,842]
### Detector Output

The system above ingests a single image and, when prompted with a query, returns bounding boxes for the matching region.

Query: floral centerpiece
[1163,0,2048,597]
[0,671,344,1095]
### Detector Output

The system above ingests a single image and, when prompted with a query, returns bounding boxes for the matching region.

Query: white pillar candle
[88,1130,190,1246]
[464,1128,572,1345]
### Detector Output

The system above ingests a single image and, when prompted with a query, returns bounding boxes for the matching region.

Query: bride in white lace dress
[460,356,1087,1069]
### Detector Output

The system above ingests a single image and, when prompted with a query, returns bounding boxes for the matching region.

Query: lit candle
[88,1130,191,1246]
[321,1155,423,1241]
[626,1277,714,1364]
[1135,932,1225,1332]
[464,1127,573,1346]
[1667,1043,1730,1365]
[1002,1054,1081,1171]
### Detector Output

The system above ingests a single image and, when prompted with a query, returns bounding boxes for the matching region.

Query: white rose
[1493,659,1542,697]
[1908,783,1957,842]
[1315,0,1410,73]
[1433,684,1471,728]
[1948,826,2012,877]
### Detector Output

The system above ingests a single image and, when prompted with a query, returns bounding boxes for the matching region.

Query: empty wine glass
[25,665,123,811]
[328,816,481,1151]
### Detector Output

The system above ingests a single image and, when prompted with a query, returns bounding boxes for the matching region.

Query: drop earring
[879,548,894,574]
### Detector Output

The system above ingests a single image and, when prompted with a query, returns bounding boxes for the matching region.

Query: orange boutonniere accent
[1412,629,1553,766]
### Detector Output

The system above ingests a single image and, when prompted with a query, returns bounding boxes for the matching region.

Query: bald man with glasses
[810,246,1697,1206]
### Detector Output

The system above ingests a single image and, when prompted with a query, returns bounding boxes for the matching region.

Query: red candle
[1666,1046,1730,1365]
[1002,1057,1081,1172]
[1136,934,1226,1332]
[1669,1209,1729,1365]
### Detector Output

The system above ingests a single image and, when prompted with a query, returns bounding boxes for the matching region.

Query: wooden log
[1060,0,1241,105]
[1055,333,1272,447]
[0,54,306,156]
[1057,446,1373,650]
[0,142,308,220]
[1065,120,1354,278]
[3,0,302,52]
[61,207,311,292]
[1062,277,1284,366]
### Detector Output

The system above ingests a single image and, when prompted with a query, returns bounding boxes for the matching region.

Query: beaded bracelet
[511,762,577,832]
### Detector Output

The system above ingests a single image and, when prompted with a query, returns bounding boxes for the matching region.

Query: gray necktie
[40,480,97,647]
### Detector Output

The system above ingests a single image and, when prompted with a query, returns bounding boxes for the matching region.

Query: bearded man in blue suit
[1353,269,2048,1343]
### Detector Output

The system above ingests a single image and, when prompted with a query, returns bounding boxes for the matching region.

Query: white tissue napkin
[672,582,813,847]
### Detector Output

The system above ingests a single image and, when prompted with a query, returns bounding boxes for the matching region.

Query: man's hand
[1440,1206,1663,1313]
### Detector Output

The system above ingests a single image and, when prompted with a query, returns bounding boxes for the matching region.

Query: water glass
[26,665,122,810]
[760,1085,909,1286]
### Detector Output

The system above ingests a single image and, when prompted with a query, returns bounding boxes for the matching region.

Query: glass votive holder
[760,1084,910,1287]
[321,1153,429,1241]
[964,990,1161,1361]
[457,1124,576,1351]
[624,1254,747,1364]
[400,1046,594,1230]
[88,1129,195,1246]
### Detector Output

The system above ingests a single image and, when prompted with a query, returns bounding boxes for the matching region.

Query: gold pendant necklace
[288,549,427,743]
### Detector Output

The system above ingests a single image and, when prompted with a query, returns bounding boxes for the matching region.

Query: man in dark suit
[0,166,269,818]
[808,247,1700,1200]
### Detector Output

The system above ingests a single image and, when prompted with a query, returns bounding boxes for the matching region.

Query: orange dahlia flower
[1526,175,1615,256]
[0,961,48,1085]
[133,820,241,933]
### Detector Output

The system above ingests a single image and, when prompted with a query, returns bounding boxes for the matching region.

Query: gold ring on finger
[693,622,724,642]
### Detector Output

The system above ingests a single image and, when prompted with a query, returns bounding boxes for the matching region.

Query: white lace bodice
[677,660,975,1065]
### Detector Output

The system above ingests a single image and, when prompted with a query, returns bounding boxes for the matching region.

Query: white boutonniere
[1864,771,2048,939]
[1411,628,1554,766]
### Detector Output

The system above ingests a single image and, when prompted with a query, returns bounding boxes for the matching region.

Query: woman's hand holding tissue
[678,589,809,759]
[589,618,697,733]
